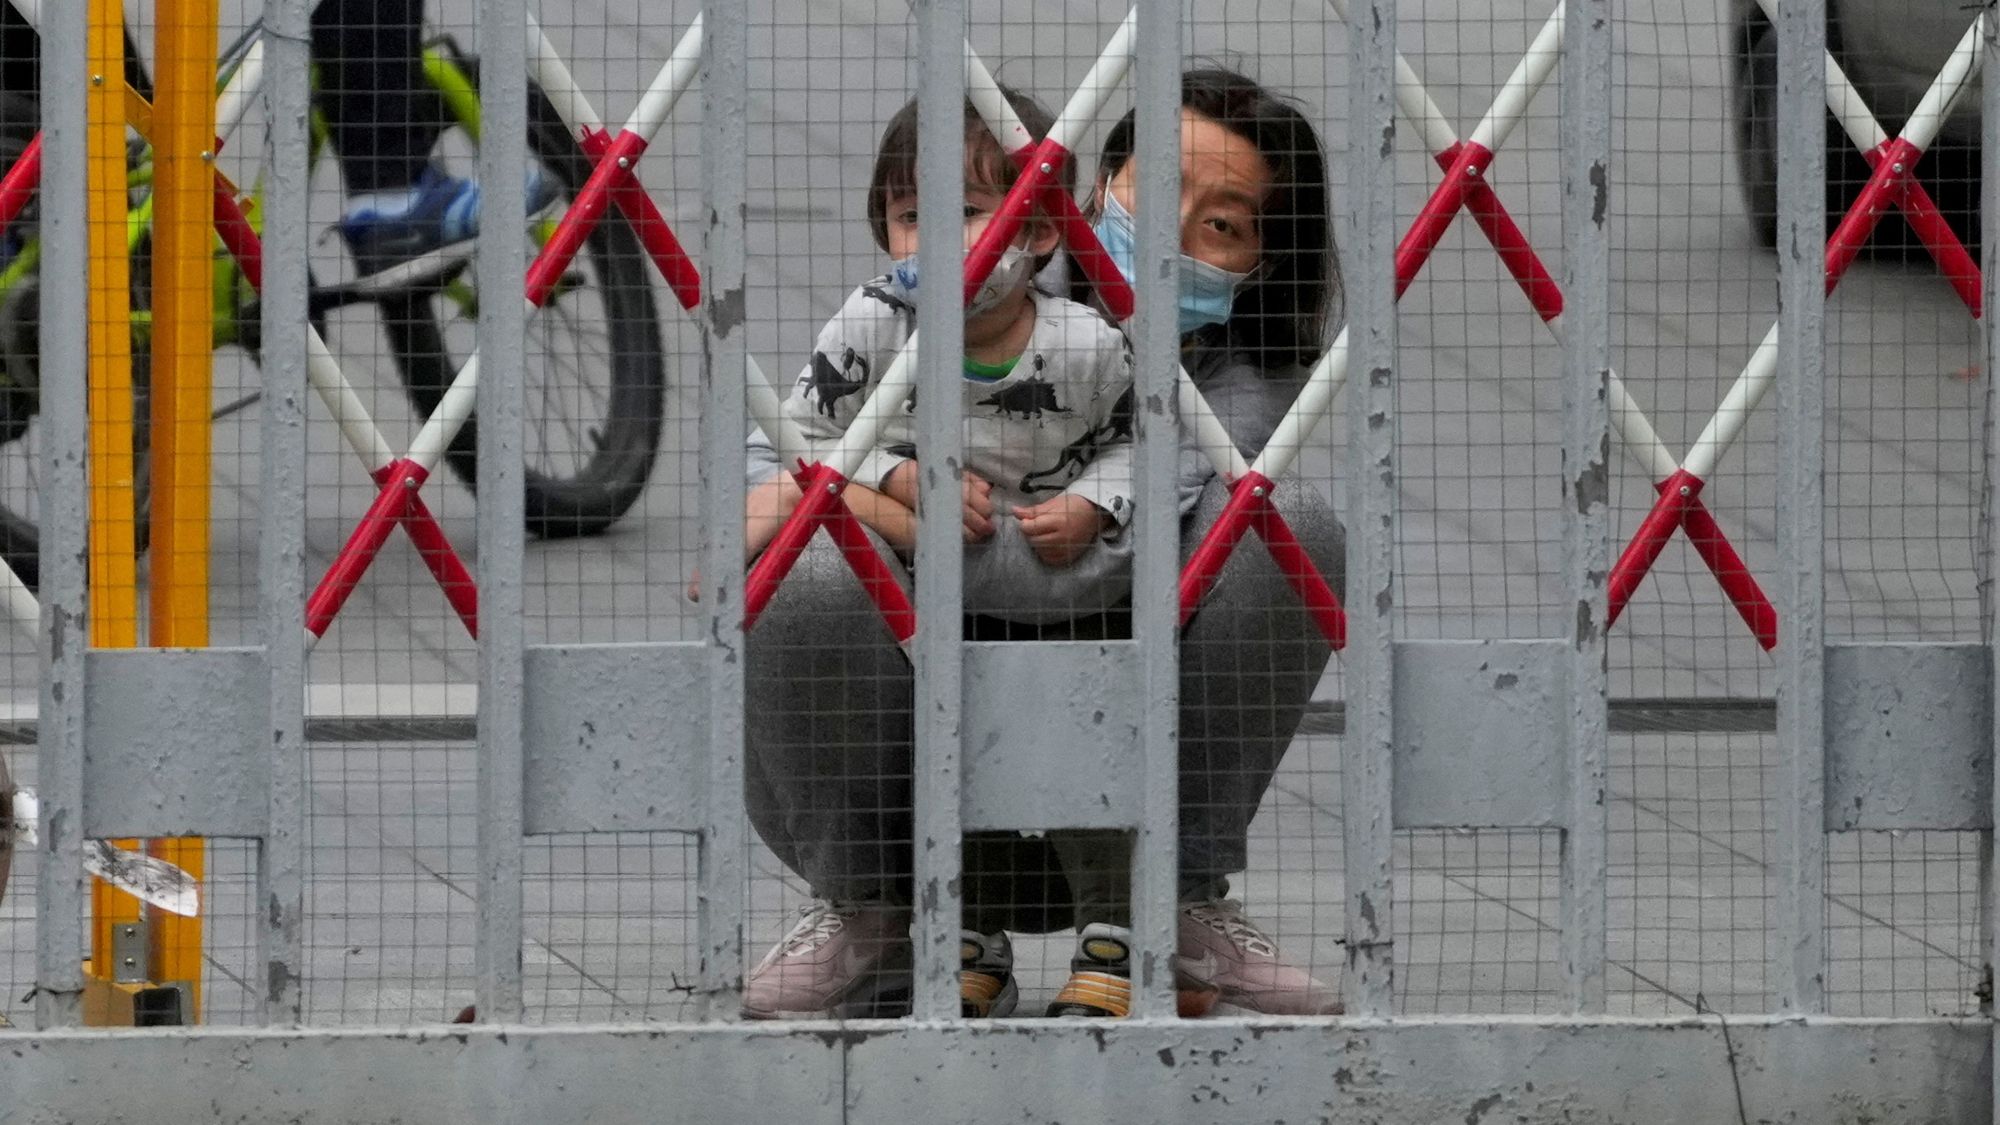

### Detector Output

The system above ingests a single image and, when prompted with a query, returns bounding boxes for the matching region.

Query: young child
[745,88,1139,625]
[738,87,1145,1022]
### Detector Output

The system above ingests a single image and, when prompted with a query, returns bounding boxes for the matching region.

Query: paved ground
[0,0,1988,1023]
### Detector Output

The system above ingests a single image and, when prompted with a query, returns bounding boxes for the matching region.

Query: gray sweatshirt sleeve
[746,426,785,486]
[961,508,1134,623]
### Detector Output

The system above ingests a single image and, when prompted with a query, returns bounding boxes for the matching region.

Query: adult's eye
[1206,214,1251,240]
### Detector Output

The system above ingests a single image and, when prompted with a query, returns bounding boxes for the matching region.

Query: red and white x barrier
[744,9,1349,648]
[0,0,484,647]
[518,13,918,646]
[1605,6,1985,636]
[0,8,480,647]
[1318,0,1781,648]
[302,14,903,650]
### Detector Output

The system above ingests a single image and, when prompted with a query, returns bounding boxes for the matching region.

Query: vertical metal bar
[1983,6,2000,1104]
[911,0,967,1022]
[1343,0,1398,1018]
[474,0,529,1022]
[147,0,218,1015]
[34,0,88,1032]
[697,0,748,1020]
[1557,0,1612,1014]
[257,0,311,1026]
[1984,3,2000,1102]
[1773,0,1828,1016]
[1127,0,1181,1019]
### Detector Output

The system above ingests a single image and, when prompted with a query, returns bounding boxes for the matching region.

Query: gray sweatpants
[742,475,1343,933]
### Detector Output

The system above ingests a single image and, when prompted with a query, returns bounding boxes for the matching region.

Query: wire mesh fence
[0,0,1988,1031]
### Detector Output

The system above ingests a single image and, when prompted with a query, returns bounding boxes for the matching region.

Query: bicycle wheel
[0,92,152,593]
[376,73,666,541]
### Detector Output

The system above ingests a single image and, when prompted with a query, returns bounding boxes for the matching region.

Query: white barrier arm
[2,558,35,634]
[216,39,265,146]
[526,12,607,136]
[1465,5,1564,156]
[628,11,706,144]
[1679,12,1985,483]
[519,13,808,466]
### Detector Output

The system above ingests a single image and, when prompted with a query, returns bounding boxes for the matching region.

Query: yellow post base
[81,979,147,1027]
[82,970,192,1027]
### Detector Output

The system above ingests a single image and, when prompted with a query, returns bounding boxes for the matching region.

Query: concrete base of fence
[0,1016,1986,1123]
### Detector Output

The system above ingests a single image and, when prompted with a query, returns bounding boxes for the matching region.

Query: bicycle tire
[0,92,152,593]
[375,75,666,541]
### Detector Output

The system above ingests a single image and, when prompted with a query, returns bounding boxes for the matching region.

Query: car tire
[1730,7,1981,260]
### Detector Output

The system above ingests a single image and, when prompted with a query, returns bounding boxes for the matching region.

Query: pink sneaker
[1176,899,1343,1016]
[742,901,912,1019]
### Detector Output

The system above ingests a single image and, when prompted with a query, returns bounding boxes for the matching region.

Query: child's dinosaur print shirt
[783,279,1137,530]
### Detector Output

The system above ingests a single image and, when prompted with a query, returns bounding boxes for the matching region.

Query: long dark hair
[1094,67,1338,370]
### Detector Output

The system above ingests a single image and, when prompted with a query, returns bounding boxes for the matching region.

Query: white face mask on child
[882,242,1036,316]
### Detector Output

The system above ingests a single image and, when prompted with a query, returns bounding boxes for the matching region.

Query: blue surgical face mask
[882,243,1035,316]
[1091,190,1256,336]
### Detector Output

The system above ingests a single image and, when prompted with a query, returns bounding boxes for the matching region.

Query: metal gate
[0,0,1994,1120]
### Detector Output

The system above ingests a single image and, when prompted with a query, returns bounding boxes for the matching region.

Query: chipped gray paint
[698,0,750,1020]
[1129,0,1183,1018]
[257,0,313,1026]
[0,1019,1986,1123]
[1558,0,1611,1014]
[474,0,531,1023]
[1983,5,2000,1108]
[909,0,968,1021]
[1773,0,1829,1017]
[1344,0,1399,1020]
[33,0,89,1031]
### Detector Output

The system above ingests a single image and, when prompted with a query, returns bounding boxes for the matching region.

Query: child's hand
[885,460,996,543]
[961,472,995,543]
[1014,494,1111,566]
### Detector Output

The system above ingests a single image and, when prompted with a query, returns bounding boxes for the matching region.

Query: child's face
[880,154,1060,266]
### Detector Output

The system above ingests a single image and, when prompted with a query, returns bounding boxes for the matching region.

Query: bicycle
[0,16,668,592]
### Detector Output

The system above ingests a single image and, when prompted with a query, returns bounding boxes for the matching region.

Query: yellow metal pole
[149,0,218,1019]
[83,0,143,1023]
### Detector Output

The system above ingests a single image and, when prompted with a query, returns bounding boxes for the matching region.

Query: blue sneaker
[337,164,558,289]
